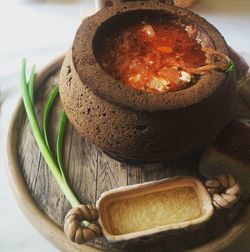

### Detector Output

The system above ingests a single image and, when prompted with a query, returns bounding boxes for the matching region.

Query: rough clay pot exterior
[59,2,236,162]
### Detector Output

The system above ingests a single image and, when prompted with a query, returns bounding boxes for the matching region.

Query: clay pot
[59,2,236,162]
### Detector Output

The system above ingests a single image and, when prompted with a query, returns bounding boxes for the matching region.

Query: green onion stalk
[21,59,80,208]
[21,59,102,243]
[20,60,103,244]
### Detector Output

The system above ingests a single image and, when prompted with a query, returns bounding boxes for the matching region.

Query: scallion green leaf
[21,59,80,208]
[57,111,68,183]
[226,59,235,73]
[43,85,59,157]
[28,65,36,104]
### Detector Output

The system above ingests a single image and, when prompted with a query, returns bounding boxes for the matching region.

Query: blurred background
[0,0,250,251]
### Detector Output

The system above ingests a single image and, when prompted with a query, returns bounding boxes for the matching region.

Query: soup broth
[97,20,206,93]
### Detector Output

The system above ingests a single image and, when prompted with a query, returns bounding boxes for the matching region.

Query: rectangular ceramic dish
[97,176,214,244]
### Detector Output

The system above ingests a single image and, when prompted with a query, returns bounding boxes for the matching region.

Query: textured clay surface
[72,2,231,111]
[60,2,236,162]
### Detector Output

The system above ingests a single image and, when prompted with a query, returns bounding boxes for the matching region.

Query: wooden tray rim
[6,54,250,252]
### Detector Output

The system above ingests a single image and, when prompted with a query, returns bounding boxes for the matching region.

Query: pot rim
[72,1,231,111]
[96,176,214,242]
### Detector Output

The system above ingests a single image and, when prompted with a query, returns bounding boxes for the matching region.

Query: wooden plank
[8,56,249,252]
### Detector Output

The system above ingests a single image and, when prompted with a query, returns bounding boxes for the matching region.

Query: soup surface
[108,186,203,235]
[97,20,207,92]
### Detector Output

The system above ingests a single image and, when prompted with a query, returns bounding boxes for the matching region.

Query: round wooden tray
[7,55,250,252]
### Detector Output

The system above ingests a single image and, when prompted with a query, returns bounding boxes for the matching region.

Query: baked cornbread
[107,186,203,235]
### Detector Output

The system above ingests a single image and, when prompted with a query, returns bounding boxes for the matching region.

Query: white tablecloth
[0,0,249,251]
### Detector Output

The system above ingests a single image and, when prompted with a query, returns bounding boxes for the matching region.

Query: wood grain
[9,56,250,251]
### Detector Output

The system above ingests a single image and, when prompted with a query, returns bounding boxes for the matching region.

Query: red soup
[97,20,207,93]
